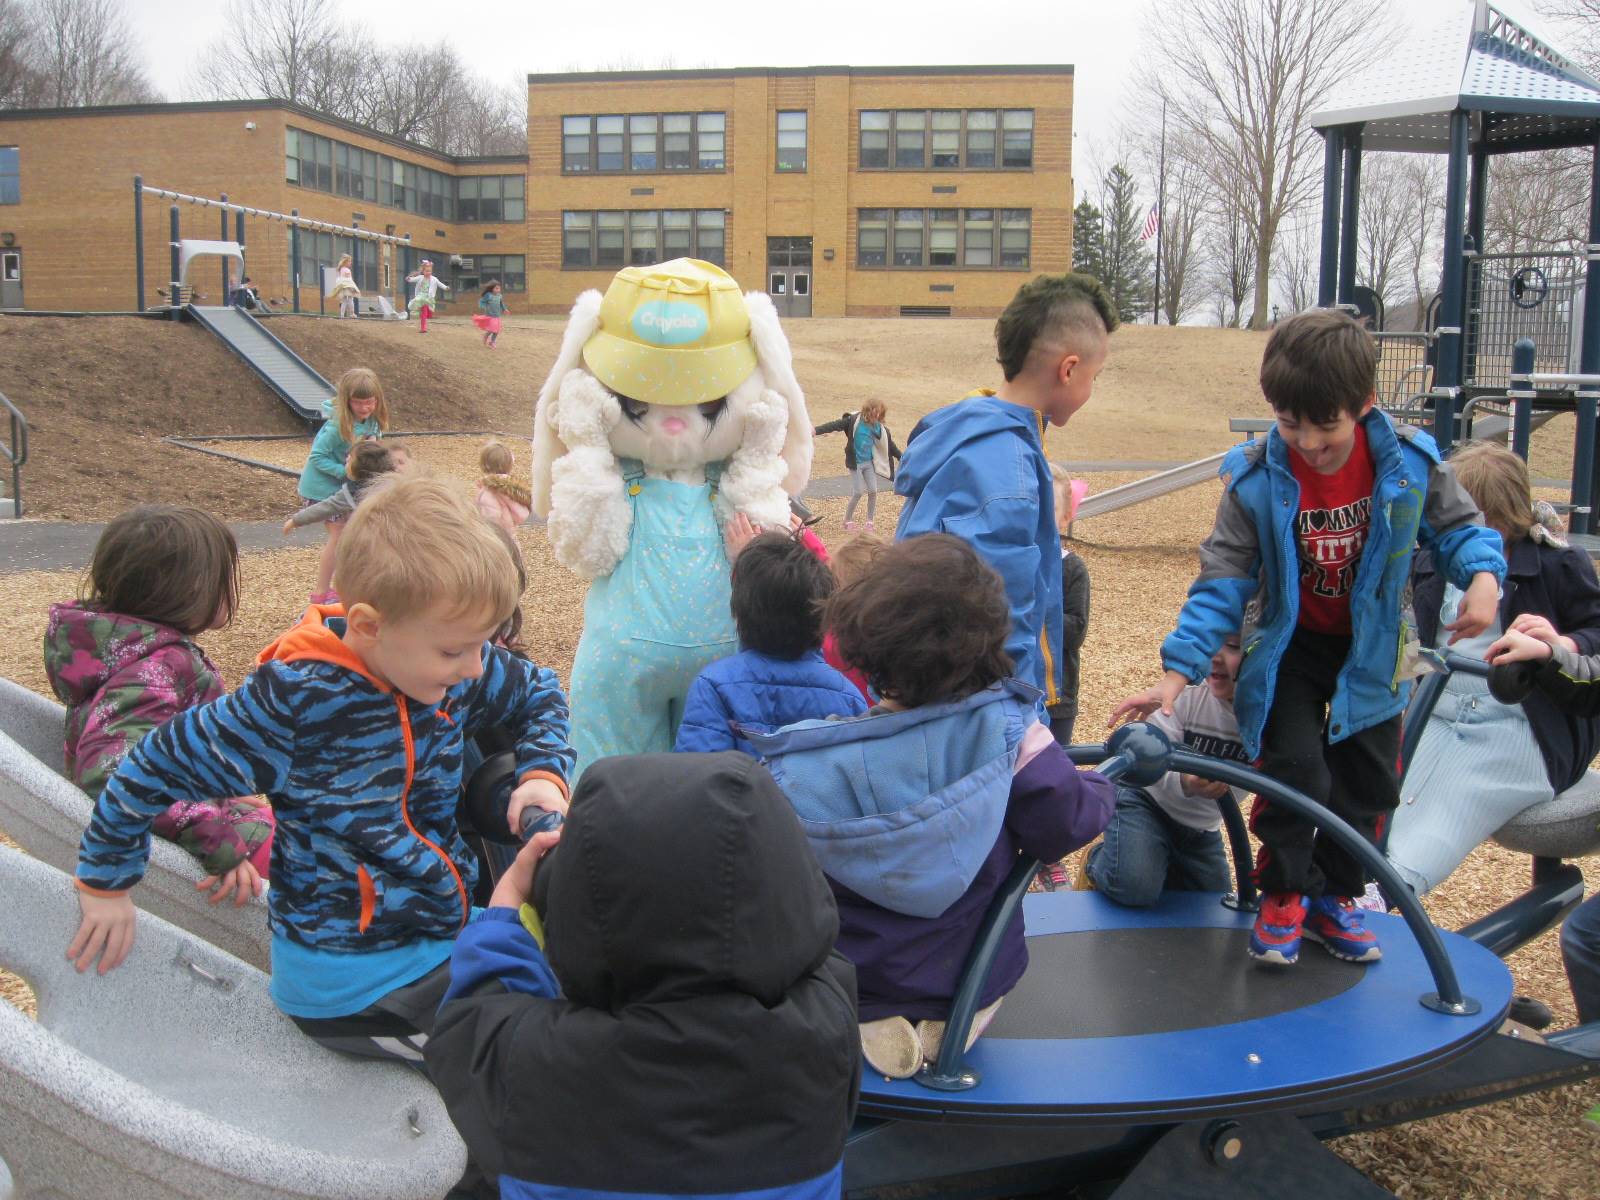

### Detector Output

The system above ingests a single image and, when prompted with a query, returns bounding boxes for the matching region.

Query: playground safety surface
[1,313,1596,1195]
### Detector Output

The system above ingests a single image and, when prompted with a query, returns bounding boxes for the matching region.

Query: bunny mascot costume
[532,259,812,781]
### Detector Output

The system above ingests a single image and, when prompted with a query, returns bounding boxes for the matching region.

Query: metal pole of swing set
[1152,100,1165,325]
[168,205,181,323]
[291,209,301,314]
[220,193,230,301]
[133,175,145,312]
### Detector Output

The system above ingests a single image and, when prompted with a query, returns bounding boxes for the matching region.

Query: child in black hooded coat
[426,752,860,1199]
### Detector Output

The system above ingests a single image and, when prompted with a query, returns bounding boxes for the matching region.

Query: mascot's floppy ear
[744,290,812,496]
[531,289,604,518]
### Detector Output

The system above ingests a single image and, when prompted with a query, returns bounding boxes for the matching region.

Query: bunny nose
[662,415,688,435]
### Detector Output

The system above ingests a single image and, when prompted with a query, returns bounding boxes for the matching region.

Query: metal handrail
[0,388,26,519]
[915,722,1480,1092]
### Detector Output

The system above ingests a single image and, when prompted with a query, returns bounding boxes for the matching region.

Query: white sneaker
[1353,882,1387,912]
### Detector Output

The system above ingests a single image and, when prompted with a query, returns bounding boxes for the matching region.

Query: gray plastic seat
[0,844,465,1199]
[1493,769,1600,859]
[0,678,270,971]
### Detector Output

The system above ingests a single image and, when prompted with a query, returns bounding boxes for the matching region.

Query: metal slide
[184,305,331,425]
[1073,451,1230,522]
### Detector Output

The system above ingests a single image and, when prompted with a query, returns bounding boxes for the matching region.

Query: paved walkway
[7,465,1586,573]
[1,520,288,574]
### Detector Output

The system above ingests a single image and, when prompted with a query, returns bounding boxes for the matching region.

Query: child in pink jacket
[475,440,531,533]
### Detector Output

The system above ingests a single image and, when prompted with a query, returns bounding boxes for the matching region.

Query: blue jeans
[1562,893,1600,1025]
[1086,785,1231,907]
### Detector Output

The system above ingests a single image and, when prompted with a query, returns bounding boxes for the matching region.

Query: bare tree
[1536,0,1600,71]
[1140,0,1389,328]
[1207,164,1257,328]
[1393,155,1445,330]
[1353,154,1413,312]
[0,0,42,107]
[1271,216,1318,316]
[438,74,526,157]
[1485,150,1589,254]
[30,0,155,106]
[1136,128,1208,324]
[365,44,468,146]
[192,0,374,114]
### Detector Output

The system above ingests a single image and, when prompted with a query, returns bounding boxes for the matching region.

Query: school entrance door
[0,250,20,309]
[766,237,812,318]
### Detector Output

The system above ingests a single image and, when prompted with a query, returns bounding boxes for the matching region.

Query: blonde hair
[337,254,352,269]
[479,440,515,475]
[830,529,887,588]
[333,368,390,443]
[334,475,519,628]
[1450,440,1534,542]
[859,400,887,424]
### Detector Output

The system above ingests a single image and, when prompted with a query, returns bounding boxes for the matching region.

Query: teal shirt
[853,419,881,468]
[479,291,506,317]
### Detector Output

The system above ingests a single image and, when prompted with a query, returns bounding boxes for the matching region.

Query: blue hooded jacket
[1162,410,1504,758]
[895,392,1062,705]
[674,649,868,757]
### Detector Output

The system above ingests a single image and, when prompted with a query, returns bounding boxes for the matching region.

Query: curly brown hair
[826,533,1013,707]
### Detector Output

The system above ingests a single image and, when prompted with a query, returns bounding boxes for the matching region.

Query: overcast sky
[122,0,1562,175]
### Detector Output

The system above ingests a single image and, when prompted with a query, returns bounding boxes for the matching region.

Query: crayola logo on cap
[631,300,709,346]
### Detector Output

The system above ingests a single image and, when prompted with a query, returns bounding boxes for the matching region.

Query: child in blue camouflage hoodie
[68,475,574,1067]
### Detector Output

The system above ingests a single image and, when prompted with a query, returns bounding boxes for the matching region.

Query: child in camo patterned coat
[44,505,275,882]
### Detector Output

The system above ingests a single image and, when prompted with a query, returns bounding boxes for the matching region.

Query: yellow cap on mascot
[581,258,759,407]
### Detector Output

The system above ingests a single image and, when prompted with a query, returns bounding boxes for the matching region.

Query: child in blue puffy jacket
[675,530,866,756]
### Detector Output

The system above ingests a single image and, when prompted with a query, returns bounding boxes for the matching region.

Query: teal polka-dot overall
[567,460,737,783]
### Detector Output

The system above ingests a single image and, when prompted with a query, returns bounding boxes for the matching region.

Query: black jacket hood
[541,752,841,1009]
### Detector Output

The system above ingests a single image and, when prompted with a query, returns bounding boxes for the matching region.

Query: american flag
[1139,203,1160,242]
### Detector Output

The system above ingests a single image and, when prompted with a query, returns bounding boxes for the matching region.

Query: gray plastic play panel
[0,677,270,970]
[0,844,465,1199]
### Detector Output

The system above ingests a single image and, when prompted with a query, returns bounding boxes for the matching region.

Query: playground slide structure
[184,303,330,427]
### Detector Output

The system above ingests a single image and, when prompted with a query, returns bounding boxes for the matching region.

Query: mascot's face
[605,390,747,470]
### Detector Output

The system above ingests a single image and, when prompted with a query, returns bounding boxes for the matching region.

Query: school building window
[776,111,807,172]
[453,254,527,293]
[286,127,455,220]
[0,147,20,204]
[562,113,726,173]
[856,110,1033,170]
[561,210,725,268]
[456,175,525,223]
[856,208,1030,269]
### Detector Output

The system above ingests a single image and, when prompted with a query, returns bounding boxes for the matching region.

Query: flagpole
[1153,99,1166,324]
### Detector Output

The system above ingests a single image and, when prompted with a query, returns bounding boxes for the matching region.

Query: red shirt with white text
[1289,423,1375,635]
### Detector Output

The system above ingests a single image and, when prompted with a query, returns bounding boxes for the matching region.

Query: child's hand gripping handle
[518,806,564,840]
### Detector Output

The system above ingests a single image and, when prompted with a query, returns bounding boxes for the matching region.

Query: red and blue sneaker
[1304,894,1383,963]
[1248,892,1307,965]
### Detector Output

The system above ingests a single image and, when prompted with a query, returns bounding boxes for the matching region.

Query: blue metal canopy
[1311,1,1600,153]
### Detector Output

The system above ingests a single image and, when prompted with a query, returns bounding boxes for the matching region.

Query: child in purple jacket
[745,533,1114,1079]
[44,505,274,888]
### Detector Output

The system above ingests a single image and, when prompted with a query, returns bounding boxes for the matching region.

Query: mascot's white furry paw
[718,376,793,530]
[545,371,631,579]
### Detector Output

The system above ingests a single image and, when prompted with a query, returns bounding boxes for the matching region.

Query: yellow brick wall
[0,104,529,313]
[525,67,1073,318]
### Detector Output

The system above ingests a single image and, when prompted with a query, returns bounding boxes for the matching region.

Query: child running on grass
[67,476,574,1078]
[746,533,1113,1078]
[473,279,508,348]
[294,367,389,606]
[45,504,274,891]
[406,260,449,333]
[1114,308,1504,967]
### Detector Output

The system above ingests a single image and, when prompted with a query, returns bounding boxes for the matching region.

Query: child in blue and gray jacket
[67,476,574,1070]
[674,530,867,756]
